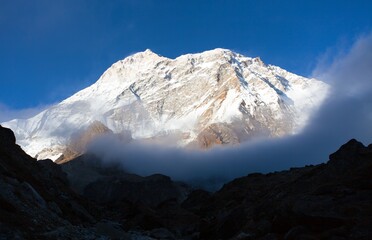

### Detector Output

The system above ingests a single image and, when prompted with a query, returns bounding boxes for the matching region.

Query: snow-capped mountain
[2,49,329,160]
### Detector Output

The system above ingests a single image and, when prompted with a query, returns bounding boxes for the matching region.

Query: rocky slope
[0,125,192,239]
[196,139,372,239]
[61,154,191,207]
[2,125,371,239]
[54,121,115,164]
[2,49,328,160]
[0,125,99,239]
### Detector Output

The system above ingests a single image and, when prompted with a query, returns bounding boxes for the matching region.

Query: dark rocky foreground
[0,125,371,239]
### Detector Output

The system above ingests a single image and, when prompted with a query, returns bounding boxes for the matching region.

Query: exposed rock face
[55,121,116,164]
[2,48,328,160]
[195,122,240,148]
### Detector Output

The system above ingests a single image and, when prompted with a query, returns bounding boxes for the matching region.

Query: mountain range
[2,49,328,160]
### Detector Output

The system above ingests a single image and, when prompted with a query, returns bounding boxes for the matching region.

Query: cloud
[308,32,372,142]
[0,103,50,122]
[87,33,372,190]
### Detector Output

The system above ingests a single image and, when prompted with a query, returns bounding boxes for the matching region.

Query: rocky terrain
[2,49,328,160]
[0,125,100,239]
[55,121,122,164]
[196,139,372,239]
[1,125,371,239]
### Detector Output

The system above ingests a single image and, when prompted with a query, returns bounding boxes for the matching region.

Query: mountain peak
[2,49,329,160]
[208,48,233,54]
[197,48,237,58]
[138,48,162,57]
[126,49,163,62]
[143,48,157,55]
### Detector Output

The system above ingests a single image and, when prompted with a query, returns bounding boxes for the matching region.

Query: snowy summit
[2,48,329,160]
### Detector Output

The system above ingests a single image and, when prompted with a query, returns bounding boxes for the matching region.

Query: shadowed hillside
[0,125,371,239]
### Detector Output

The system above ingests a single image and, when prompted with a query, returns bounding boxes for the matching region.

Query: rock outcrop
[55,121,115,164]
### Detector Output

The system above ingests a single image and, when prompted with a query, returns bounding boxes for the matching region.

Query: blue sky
[0,0,371,112]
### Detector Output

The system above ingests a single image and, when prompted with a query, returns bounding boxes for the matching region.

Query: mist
[0,103,50,122]
[87,33,372,189]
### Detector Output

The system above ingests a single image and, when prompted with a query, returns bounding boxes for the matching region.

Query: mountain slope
[0,125,100,239]
[2,48,328,160]
[1,125,371,239]
[196,139,372,239]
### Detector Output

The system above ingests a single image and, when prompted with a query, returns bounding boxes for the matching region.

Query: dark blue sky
[0,0,371,110]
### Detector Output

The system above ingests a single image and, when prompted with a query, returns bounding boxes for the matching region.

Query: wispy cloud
[0,103,50,122]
